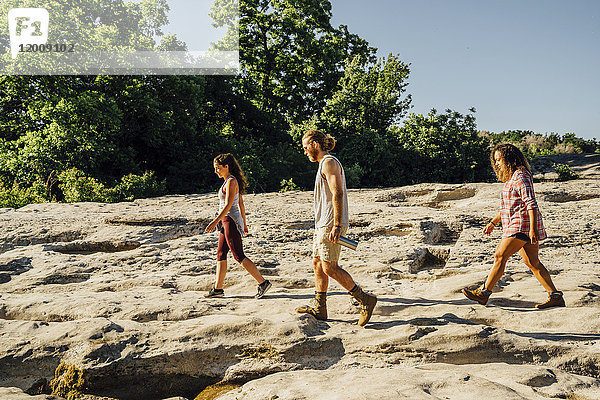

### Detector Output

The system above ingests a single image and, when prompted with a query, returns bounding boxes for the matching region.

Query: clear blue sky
[163,0,600,140]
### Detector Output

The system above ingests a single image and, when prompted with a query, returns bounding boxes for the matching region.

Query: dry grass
[194,382,241,400]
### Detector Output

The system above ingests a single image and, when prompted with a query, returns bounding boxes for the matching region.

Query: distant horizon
[161,0,599,141]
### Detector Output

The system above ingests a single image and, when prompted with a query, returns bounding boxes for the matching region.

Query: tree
[212,0,375,126]
[315,54,412,187]
[0,0,172,74]
[393,109,491,183]
[320,54,411,134]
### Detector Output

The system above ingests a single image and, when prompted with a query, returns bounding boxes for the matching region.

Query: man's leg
[314,257,329,292]
[319,225,377,326]
[321,260,377,326]
[296,257,329,319]
[320,260,355,292]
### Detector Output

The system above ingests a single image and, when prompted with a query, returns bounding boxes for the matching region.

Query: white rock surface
[1,156,600,399]
[217,363,600,400]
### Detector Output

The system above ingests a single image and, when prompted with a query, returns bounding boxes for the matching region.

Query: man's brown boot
[296,292,327,320]
[536,291,566,309]
[350,286,377,326]
[462,286,491,305]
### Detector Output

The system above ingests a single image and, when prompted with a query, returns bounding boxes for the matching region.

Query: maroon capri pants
[217,216,246,263]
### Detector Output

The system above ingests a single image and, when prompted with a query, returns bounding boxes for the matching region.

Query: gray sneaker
[205,288,224,298]
[255,280,272,299]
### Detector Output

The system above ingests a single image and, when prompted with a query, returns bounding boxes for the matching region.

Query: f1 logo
[8,8,49,59]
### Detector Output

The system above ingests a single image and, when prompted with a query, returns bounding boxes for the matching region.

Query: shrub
[0,180,47,208]
[58,168,107,203]
[108,171,166,202]
[553,143,578,154]
[554,163,578,181]
[344,163,365,188]
[58,168,166,203]
[279,178,300,192]
[239,154,268,193]
[394,109,491,184]
[50,363,86,400]
[484,131,599,157]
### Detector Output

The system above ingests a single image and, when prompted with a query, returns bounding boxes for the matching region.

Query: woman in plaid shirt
[463,143,565,309]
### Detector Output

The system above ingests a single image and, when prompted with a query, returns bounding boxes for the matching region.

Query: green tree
[315,54,412,187]
[217,0,375,125]
[394,108,491,183]
[1,0,173,74]
[320,54,411,133]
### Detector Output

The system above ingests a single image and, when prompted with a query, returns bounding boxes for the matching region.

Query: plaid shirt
[500,169,546,240]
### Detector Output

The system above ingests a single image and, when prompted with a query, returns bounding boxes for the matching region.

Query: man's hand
[328,225,341,243]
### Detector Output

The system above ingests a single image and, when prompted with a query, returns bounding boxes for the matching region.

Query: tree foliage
[311,53,412,187]
[393,109,492,183]
[0,0,172,73]
[231,0,375,125]
[1,0,594,208]
[481,130,600,159]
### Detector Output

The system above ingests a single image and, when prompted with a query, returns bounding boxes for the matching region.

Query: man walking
[296,130,377,326]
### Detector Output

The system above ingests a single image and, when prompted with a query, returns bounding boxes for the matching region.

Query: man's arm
[322,157,344,243]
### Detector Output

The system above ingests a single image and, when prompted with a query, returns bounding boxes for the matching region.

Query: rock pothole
[0,257,33,284]
[283,220,313,230]
[519,369,558,387]
[433,187,477,202]
[47,241,141,255]
[20,339,346,400]
[0,231,86,254]
[425,187,477,208]
[360,223,413,240]
[419,221,463,244]
[409,248,451,273]
[40,272,92,286]
[104,217,207,226]
[374,191,407,203]
[105,217,211,244]
[541,191,600,203]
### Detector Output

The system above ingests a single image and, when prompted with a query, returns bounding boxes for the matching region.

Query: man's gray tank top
[314,155,349,228]
[218,176,245,235]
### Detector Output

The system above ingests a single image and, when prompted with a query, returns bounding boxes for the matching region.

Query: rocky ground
[1,154,600,400]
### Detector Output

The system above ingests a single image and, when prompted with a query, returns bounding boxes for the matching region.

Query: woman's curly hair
[491,143,531,182]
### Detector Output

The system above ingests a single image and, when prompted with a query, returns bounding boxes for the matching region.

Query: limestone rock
[1,156,600,399]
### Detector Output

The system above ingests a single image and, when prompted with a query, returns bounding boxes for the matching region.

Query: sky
[162,0,600,140]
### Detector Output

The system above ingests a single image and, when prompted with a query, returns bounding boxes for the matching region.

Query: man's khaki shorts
[312,225,348,262]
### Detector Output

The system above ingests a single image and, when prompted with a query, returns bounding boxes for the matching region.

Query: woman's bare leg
[215,260,227,289]
[240,258,266,284]
[519,242,558,292]
[484,237,527,290]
